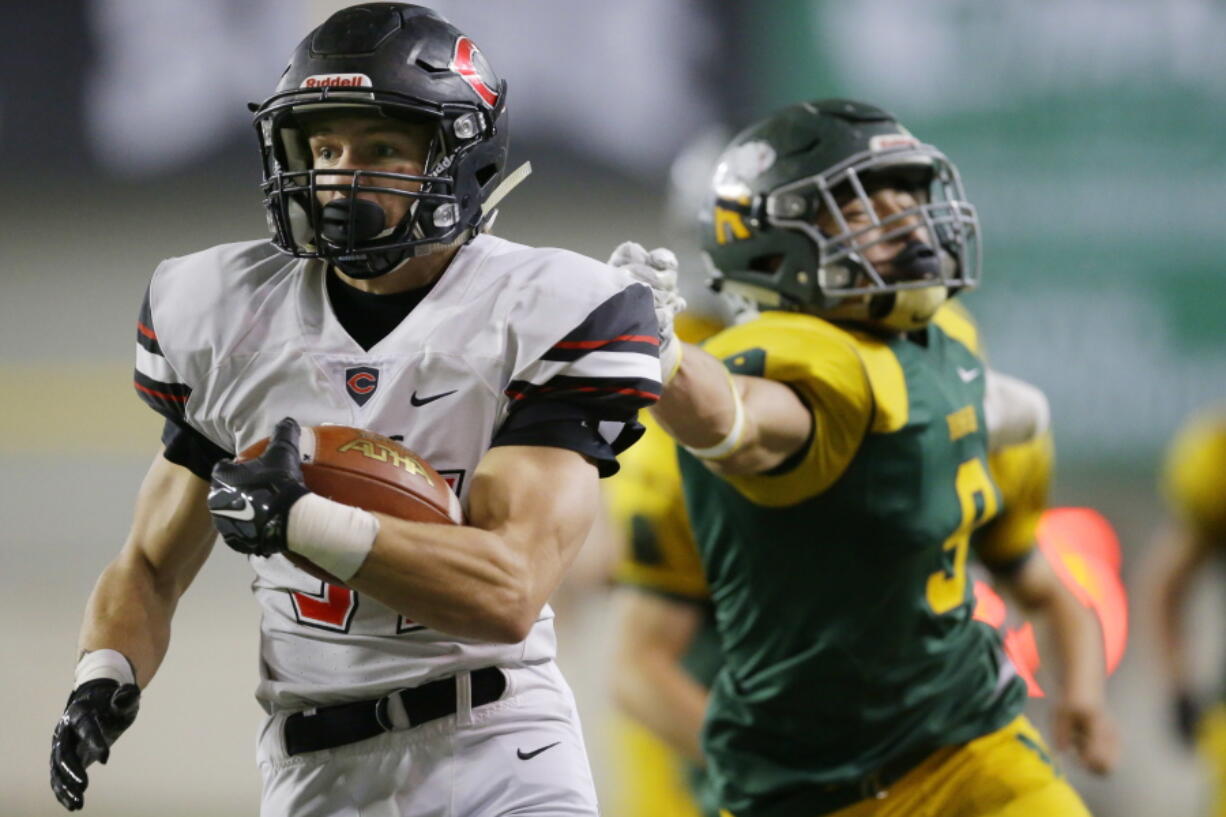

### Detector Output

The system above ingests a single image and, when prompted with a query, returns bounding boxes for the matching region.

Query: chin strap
[481,161,533,219]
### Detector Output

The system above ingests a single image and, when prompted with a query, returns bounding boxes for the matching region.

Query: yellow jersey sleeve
[700,312,879,507]
[1162,409,1226,544]
[609,414,709,601]
[973,431,1054,569]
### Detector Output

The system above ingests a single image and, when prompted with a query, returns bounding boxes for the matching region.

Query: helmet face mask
[771,143,979,298]
[702,100,981,329]
[252,4,510,278]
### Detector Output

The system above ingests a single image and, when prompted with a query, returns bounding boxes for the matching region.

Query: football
[238,425,463,583]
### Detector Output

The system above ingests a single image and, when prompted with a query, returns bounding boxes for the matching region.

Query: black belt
[850,744,935,801]
[773,743,937,816]
[284,667,507,756]
[818,740,941,809]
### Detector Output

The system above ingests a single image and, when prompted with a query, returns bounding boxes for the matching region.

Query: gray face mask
[815,238,956,333]
[768,143,981,304]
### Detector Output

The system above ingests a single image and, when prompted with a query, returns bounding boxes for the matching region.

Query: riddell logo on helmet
[301,73,373,88]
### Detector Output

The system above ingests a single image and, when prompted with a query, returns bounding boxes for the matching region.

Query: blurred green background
[1,2,1222,816]
[746,0,1226,468]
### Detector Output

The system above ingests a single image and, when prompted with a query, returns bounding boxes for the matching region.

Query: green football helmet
[699,99,980,330]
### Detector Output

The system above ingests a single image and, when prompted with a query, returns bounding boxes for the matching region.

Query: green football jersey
[681,304,1027,817]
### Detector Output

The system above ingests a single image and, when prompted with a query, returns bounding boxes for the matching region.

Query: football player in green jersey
[611,99,1114,816]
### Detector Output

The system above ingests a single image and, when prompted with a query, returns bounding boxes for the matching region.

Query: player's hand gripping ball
[214,418,463,584]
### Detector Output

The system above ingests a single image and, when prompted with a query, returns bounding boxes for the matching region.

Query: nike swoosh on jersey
[410,389,457,407]
[516,741,560,760]
[957,367,981,383]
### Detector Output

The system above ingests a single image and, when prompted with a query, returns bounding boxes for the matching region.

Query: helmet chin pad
[868,285,948,331]
[320,198,387,245]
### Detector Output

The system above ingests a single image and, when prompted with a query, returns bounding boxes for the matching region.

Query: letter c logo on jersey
[449,36,500,108]
[345,366,379,407]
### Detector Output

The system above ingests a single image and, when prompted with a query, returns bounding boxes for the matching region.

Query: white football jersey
[133,234,660,712]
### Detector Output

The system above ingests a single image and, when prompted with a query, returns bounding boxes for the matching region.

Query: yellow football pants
[1200,703,1226,817]
[721,715,1090,817]
[610,714,704,817]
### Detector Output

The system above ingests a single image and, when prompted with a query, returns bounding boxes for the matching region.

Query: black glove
[1174,690,1201,748]
[50,679,141,811]
[209,417,311,557]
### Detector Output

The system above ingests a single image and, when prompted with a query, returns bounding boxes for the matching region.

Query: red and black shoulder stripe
[133,286,191,420]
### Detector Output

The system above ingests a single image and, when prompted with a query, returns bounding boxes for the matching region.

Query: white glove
[608,241,687,382]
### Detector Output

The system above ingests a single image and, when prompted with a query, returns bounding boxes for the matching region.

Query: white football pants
[256,661,599,816]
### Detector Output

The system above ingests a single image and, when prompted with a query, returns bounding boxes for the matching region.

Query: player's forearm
[654,343,809,474]
[1042,582,1107,705]
[78,551,178,688]
[1148,525,1212,690]
[1154,568,1195,689]
[353,515,539,643]
[613,653,708,764]
[652,342,739,450]
[1009,557,1106,704]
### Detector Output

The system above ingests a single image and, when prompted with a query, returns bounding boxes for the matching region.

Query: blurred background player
[1150,407,1226,817]
[617,98,1106,816]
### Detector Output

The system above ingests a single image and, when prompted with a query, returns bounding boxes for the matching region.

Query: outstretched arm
[651,343,813,476]
[606,242,810,475]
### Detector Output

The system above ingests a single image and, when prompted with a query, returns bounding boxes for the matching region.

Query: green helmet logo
[700,99,981,329]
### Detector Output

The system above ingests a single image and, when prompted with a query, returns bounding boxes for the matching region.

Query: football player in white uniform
[48,5,661,816]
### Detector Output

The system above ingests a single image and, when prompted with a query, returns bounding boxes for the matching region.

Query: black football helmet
[700,99,980,330]
[252,3,510,278]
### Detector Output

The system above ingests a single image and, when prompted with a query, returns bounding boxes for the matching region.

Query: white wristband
[661,338,683,385]
[75,649,136,689]
[287,493,381,582]
[683,373,747,460]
